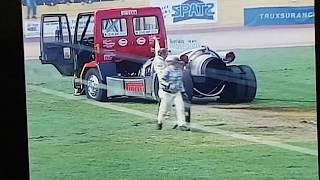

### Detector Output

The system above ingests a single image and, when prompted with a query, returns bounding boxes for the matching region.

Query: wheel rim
[87,74,99,98]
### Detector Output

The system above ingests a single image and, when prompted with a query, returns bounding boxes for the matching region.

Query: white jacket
[151,56,167,79]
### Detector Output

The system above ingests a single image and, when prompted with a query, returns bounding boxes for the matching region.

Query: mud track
[191,102,317,143]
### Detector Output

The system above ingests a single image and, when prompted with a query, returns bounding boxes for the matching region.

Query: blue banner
[150,0,218,26]
[172,0,215,23]
[244,6,314,27]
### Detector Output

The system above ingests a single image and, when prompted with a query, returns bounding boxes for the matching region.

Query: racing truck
[39,7,257,103]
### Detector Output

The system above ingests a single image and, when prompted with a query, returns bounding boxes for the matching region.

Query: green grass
[25,60,73,94]
[233,46,316,109]
[27,90,318,180]
[25,46,318,179]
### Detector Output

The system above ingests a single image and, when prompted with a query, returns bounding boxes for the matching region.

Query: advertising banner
[167,37,201,54]
[24,20,40,38]
[150,0,218,26]
[24,16,94,38]
[244,6,314,27]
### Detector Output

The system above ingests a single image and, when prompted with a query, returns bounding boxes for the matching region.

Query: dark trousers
[182,96,191,123]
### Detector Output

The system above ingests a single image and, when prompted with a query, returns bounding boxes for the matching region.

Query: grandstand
[22,0,115,6]
[21,0,149,18]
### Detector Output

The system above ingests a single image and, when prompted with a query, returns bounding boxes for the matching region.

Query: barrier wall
[217,0,314,27]
[22,0,314,30]
[22,0,315,59]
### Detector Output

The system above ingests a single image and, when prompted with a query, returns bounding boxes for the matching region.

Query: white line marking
[28,85,318,156]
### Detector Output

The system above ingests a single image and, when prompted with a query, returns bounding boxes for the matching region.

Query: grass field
[25,46,318,179]
[235,46,316,108]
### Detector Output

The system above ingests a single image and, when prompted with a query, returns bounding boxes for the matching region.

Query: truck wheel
[219,65,257,103]
[84,68,107,101]
[239,65,257,102]
[218,65,246,103]
[234,66,247,103]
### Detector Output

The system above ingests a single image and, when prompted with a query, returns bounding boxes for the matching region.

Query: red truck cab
[39,7,168,101]
[40,7,167,77]
[95,7,167,63]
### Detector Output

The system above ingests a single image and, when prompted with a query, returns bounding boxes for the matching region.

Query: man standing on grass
[156,56,190,131]
[151,47,170,128]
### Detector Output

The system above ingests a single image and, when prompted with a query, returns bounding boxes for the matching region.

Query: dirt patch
[191,104,317,143]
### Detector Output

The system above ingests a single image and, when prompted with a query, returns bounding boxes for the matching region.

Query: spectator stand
[21,0,116,6]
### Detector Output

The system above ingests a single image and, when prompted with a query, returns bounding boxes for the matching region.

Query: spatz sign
[172,0,215,23]
[150,0,217,25]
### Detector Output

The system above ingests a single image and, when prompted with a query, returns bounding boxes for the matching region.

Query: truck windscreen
[102,18,127,38]
[133,16,159,35]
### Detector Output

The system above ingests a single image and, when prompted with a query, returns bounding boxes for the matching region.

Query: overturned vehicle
[39,7,257,103]
[140,46,257,103]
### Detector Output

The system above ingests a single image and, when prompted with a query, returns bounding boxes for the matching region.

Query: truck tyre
[84,68,107,101]
[239,65,257,102]
[218,65,257,103]
[233,65,247,103]
[218,65,245,103]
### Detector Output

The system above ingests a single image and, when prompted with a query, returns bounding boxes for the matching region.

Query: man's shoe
[177,125,190,131]
[74,88,85,96]
[172,124,178,129]
[157,123,162,130]
[74,89,81,96]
